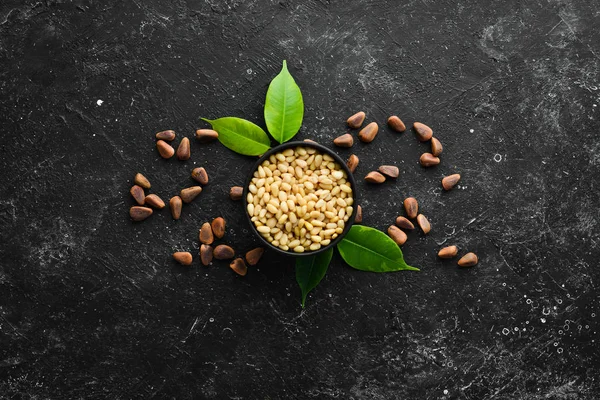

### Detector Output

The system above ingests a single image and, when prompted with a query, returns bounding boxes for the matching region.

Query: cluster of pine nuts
[247,146,353,253]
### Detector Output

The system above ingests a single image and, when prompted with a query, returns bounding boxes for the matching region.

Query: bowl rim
[242,140,358,257]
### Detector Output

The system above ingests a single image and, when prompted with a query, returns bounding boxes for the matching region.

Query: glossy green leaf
[201,117,271,156]
[264,60,304,143]
[337,225,419,272]
[296,248,333,308]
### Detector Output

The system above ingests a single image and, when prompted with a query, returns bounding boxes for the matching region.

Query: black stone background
[1,0,599,398]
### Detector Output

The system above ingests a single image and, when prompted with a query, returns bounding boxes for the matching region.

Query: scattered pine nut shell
[213,244,235,260]
[173,252,193,266]
[176,137,191,160]
[245,247,265,266]
[365,171,386,184]
[200,244,213,266]
[395,216,414,230]
[438,245,458,259]
[333,133,354,148]
[211,217,226,239]
[156,130,176,141]
[420,153,440,167]
[388,225,407,245]
[195,129,218,142]
[303,139,317,143]
[417,214,431,234]
[130,206,153,221]
[169,196,182,220]
[180,186,202,203]
[346,154,359,173]
[358,122,379,143]
[458,252,478,267]
[199,222,214,244]
[230,186,243,200]
[156,140,175,159]
[230,258,248,276]
[404,197,418,219]
[354,205,363,224]
[442,174,461,191]
[413,122,433,142]
[387,116,406,132]
[378,165,399,178]
[130,185,145,205]
[347,111,366,129]
[144,194,165,209]
[134,173,151,189]
[191,167,209,185]
[431,137,443,156]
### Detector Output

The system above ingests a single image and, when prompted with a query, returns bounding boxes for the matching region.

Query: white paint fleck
[494,153,502,162]
[541,318,547,323]
[96,99,103,106]
[443,389,449,395]
[469,129,474,133]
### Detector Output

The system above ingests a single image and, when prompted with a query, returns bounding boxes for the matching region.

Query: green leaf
[201,117,271,156]
[337,225,419,272]
[264,60,304,143]
[296,248,333,308]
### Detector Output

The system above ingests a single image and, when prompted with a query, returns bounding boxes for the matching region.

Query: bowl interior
[242,141,358,257]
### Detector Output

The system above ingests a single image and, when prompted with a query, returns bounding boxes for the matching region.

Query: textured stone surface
[1,0,599,398]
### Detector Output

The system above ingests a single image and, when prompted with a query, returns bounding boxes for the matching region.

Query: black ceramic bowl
[242,140,358,257]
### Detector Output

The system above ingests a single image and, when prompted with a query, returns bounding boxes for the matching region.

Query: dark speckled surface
[1,0,599,398]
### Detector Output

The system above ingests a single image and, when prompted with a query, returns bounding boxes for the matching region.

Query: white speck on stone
[494,154,502,162]
[247,68,252,74]
[443,389,448,395]
[96,99,103,106]
[541,318,546,323]
[469,129,474,133]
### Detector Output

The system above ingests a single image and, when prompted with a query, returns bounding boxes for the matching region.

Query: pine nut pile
[247,146,353,253]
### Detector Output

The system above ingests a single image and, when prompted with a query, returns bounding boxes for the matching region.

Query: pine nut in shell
[173,252,193,266]
[180,186,202,203]
[404,197,418,219]
[230,186,243,200]
[431,137,443,156]
[176,137,190,160]
[395,216,414,230]
[442,174,461,191]
[417,214,431,234]
[358,122,379,143]
[333,133,354,148]
[145,194,165,209]
[458,252,478,267]
[200,244,213,265]
[130,185,145,205]
[365,171,386,184]
[387,116,406,132]
[199,222,214,244]
[169,196,182,220]
[211,217,226,239]
[388,225,407,245]
[438,246,458,258]
[191,167,209,185]
[378,165,399,178]
[130,206,153,221]
[413,122,433,142]
[346,154,359,173]
[195,129,218,142]
[156,130,175,141]
[347,111,366,129]
[156,140,175,158]
[213,245,235,260]
[420,153,440,167]
[230,258,248,276]
[134,173,151,189]
[246,247,265,266]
